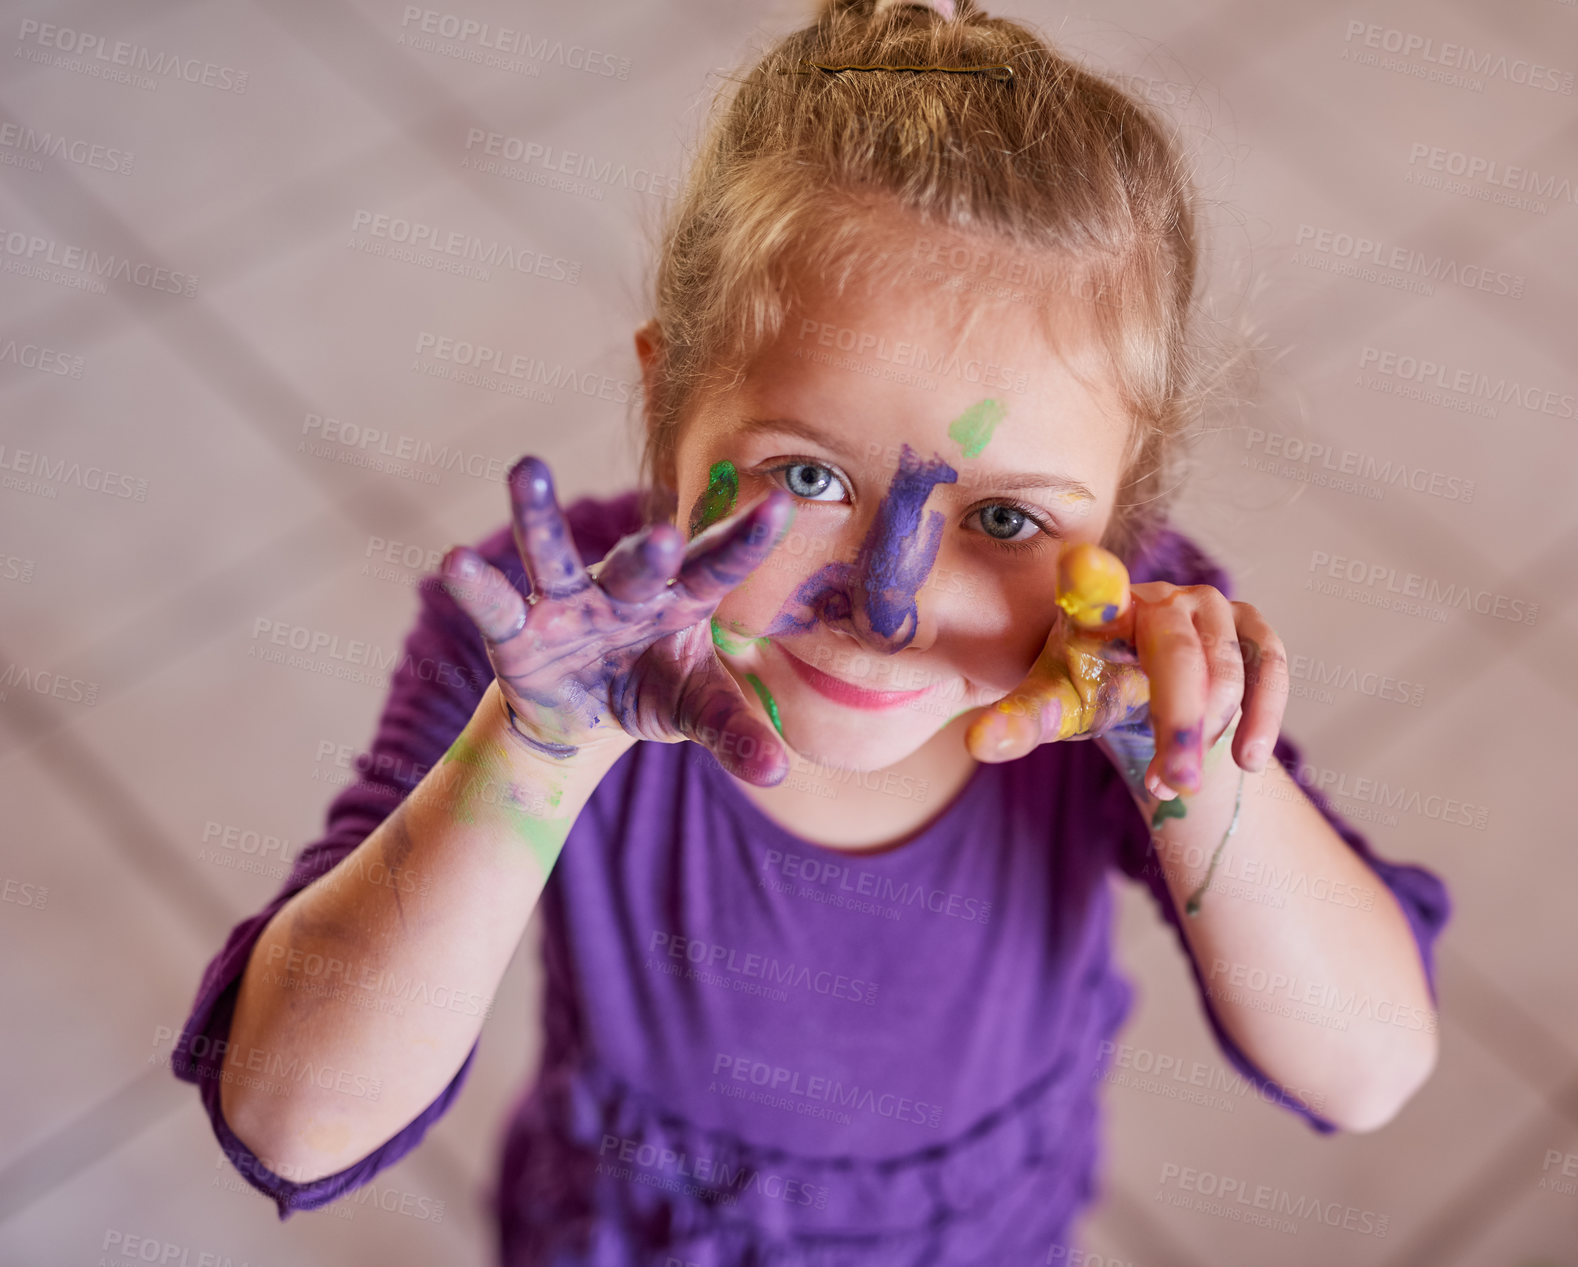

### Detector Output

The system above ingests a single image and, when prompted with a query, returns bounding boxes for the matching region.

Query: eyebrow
[738,416,1097,503]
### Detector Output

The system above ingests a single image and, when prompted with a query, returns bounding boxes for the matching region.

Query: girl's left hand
[963,542,1288,798]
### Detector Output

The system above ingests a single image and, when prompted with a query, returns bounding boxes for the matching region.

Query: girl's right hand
[437,456,795,786]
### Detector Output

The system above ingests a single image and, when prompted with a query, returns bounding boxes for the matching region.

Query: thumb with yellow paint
[964,541,1149,763]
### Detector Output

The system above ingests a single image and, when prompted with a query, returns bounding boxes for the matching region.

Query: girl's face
[665,258,1133,773]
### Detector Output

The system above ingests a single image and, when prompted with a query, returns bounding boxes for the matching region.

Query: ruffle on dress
[496,966,1132,1266]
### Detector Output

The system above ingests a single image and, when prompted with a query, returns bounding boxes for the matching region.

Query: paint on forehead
[947,399,1007,459]
[744,672,784,737]
[687,459,738,538]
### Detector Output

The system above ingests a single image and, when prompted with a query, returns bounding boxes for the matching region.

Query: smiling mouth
[772,642,936,712]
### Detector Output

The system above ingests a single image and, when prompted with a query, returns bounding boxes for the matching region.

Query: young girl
[174,1,1451,1262]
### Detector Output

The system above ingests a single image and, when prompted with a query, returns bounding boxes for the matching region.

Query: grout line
[1,0,649,356]
[0,644,239,937]
[1384,1078,1578,1267]
[4,0,1574,1255]
[1297,517,1578,763]
[1435,944,1578,1102]
[1089,1179,1218,1267]
[0,1066,188,1226]
[0,139,435,535]
[0,473,458,763]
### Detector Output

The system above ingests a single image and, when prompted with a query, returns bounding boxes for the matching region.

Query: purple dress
[173,490,1451,1265]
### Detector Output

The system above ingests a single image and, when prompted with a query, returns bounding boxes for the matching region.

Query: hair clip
[793,61,1014,80]
[873,0,959,18]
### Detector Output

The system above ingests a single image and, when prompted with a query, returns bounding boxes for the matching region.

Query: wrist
[400,682,628,877]
[1098,708,1241,803]
[478,680,633,782]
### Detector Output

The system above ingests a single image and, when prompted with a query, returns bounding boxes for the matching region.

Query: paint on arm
[437,728,569,874]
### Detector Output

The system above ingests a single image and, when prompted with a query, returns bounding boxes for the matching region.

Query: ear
[634,318,662,401]
[634,319,678,494]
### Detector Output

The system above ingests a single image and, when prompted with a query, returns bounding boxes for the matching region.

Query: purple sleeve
[1109,527,1453,1134]
[171,567,496,1217]
[172,490,646,1217]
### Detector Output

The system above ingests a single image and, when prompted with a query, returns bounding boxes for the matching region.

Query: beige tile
[1096,876,1549,1264]
[0,747,217,1170]
[0,1094,492,1266]
[2,0,1574,1259]
[1438,1120,1578,1267]
[0,324,337,688]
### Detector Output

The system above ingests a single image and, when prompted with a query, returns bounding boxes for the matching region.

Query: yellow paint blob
[1055,543,1131,629]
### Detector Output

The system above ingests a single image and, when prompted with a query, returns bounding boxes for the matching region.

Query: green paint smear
[689,459,738,537]
[440,728,568,872]
[744,672,784,737]
[947,399,1007,458]
[711,616,768,656]
[1150,795,1188,829]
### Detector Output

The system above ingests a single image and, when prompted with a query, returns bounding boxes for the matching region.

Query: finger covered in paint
[1056,542,1132,630]
[675,488,797,605]
[508,455,592,602]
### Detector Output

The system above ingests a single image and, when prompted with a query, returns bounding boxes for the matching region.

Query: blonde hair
[636,0,1249,562]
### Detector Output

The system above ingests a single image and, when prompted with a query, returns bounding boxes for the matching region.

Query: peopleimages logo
[1406,143,1578,208]
[1307,550,1540,627]
[14,19,251,93]
[0,338,85,378]
[0,225,197,295]
[760,848,990,924]
[1241,425,1475,502]
[398,7,631,78]
[711,1053,944,1129]
[1359,345,1575,419]
[349,209,582,285]
[1157,1162,1390,1237]
[647,931,879,1006]
[1293,223,1525,298]
[795,317,1031,394]
[596,1133,829,1209]
[461,130,680,200]
[0,122,133,174]
[1342,21,1575,94]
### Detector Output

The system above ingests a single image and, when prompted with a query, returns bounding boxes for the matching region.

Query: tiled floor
[2,0,1573,1263]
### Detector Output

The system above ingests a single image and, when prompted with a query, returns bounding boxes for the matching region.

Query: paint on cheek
[687,459,738,538]
[946,399,1007,458]
[710,616,768,656]
[758,446,956,651]
[762,561,853,638]
[743,672,784,736]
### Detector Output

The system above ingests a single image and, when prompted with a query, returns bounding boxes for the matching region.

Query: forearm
[221,680,631,1181]
[1098,725,1438,1131]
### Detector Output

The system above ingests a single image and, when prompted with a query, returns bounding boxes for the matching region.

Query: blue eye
[770,461,848,503]
[972,501,1047,545]
[977,505,1031,541]
[969,500,1057,554]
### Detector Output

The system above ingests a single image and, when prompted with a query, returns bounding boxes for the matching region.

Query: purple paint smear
[454,456,796,785]
[764,444,957,653]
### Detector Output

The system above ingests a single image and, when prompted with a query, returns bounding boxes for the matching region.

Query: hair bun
[819,0,967,21]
